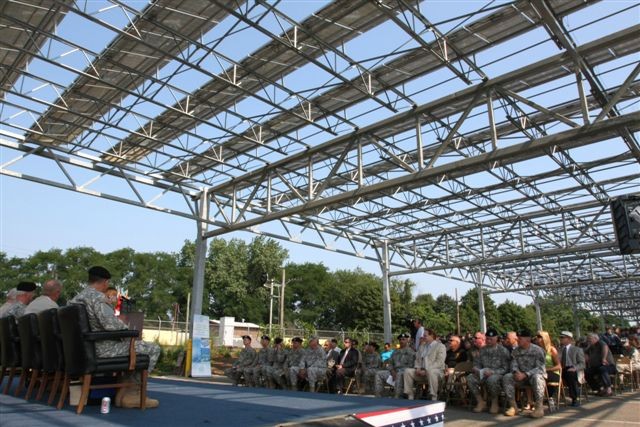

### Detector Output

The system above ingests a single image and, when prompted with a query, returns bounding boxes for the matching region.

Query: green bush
[154,345,187,375]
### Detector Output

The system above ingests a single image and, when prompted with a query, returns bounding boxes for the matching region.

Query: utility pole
[279,267,286,330]
[455,288,460,336]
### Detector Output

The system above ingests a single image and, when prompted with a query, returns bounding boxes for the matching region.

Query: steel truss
[1,0,639,325]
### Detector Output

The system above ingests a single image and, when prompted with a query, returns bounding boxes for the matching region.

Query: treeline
[0,237,606,337]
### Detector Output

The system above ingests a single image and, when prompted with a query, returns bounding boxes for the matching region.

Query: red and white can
[101,397,111,414]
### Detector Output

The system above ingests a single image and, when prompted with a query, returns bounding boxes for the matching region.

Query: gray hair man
[25,279,63,315]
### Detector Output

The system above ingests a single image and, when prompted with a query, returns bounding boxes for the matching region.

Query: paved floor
[1,375,638,426]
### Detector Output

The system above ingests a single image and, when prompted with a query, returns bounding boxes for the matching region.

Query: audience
[467,328,511,414]
[537,330,561,405]
[24,279,62,315]
[584,333,616,396]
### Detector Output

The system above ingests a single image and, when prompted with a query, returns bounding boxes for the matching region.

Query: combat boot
[504,400,517,416]
[489,398,500,414]
[531,401,544,418]
[117,388,159,409]
[473,395,487,413]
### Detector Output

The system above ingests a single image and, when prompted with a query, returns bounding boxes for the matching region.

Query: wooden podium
[117,312,144,340]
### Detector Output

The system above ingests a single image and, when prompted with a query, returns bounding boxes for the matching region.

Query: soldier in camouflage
[0,282,36,319]
[502,330,546,418]
[467,328,511,414]
[287,337,307,390]
[225,335,257,385]
[267,337,288,388]
[70,266,160,408]
[360,342,382,394]
[245,335,274,387]
[299,336,328,391]
[374,333,416,398]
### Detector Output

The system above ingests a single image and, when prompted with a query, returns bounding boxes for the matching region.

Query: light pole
[263,276,276,336]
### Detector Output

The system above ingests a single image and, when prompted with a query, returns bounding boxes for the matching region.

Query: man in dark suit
[559,331,585,406]
[329,337,360,393]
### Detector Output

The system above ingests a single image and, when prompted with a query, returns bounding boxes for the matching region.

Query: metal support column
[476,268,486,333]
[190,189,209,336]
[534,297,543,332]
[380,240,393,343]
[572,304,582,338]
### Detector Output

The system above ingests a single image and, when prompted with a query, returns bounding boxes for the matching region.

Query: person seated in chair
[584,333,616,396]
[360,342,382,394]
[71,266,160,409]
[287,337,307,390]
[329,337,359,393]
[403,329,446,400]
[225,335,257,386]
[297,336,327,392]
[267,337,288,389]
[0,281,36,319]
[24,279,62,315]
[246,335,273,387]
[502,330,546,418]
[374,333,415,398]
[467,328,510,414]
[559,331,585,407]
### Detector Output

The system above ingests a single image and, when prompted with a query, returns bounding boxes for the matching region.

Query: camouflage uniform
[467,343,511,399]
[224,345,257,385]
[360,351,382,393]
[246,346,274,387]
[0,302,26,319]
[301,346,328,391]
[287,347,307,389]
[70,286,160,373]
[374,346,415,397]
[267,346,288,388]
[503,344,546,403]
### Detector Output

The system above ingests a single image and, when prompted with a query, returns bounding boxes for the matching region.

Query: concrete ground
[1,374,638,426]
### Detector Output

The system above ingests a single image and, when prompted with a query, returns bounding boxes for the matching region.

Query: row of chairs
[0,304,150,414]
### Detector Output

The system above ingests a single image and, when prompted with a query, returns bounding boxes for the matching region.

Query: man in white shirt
[24,279,62,315]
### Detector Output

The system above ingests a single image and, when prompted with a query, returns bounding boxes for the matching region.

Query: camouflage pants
[306,367,328,390]
[267,366,288,388]
[224,367,244,385]
[360,368,377,393]
[289,367,303,388]
[288,366,326,390]
[502,372,545,402]
[403,368,443,399]
[245,366,267,387]
[374,369,406,398]
[97,340,160,373]
[467,373,504,399]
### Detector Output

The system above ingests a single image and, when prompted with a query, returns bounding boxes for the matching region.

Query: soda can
[101,396,111,414]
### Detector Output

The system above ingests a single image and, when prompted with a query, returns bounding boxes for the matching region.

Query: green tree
[204,237,288,323]
[284,262,334,328]
[459,288,499,335]
[497,300,536,333]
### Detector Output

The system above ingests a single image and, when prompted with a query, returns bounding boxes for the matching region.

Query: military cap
[241,335,252,341]
[485,328,499,337]
[518,329,532,338]
[88,266,111,280]
[274,337,283,345]
[559,331,573,339]
[291,336,303,343]
[17,281,36,292]
[261,335,270,341]
[397,333,411,339]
